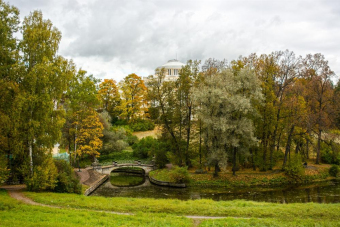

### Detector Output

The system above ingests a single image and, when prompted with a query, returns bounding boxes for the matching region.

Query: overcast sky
[10,0,340,82]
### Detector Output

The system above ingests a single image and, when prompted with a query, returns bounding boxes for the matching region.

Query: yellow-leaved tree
[119,73,147,122]
[98,79,120,118]
[75,109,104,161]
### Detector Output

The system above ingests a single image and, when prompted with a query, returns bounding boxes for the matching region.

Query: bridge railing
[100,159,152,166]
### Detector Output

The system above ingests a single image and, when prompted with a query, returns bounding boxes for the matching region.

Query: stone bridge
[94,163,154,176]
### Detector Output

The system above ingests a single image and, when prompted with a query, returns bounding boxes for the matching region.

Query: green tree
[193,67,262,176]
[19,10,73,175]
[147,68,183,165]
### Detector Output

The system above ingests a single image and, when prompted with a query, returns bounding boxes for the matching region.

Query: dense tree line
[147,51,340,176]
[1,0,340,188]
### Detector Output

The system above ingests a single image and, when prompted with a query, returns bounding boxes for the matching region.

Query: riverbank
[187,163,333,188]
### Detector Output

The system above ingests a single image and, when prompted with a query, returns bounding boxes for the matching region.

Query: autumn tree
[119,73,147,122]
[61,70,100,164]
[301,53,335,164]
[98,79,120,119]
[75,109,103,162]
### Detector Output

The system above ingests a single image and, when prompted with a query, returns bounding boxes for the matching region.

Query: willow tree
[193,67,262,176]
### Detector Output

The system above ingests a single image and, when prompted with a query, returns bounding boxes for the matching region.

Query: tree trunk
[282,125,295,169]
[199,119,202,167]
[185,104,192,166]
[316,129,322,164]
[232,147,237,176]
[213,162,220,177]
[29,141,33,175]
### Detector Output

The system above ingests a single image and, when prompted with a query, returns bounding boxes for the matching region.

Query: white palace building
[143,59,186,83]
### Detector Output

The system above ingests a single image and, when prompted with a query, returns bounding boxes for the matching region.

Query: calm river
[91,173,340,203]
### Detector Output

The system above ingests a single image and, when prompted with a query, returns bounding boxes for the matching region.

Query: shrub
[284,154,304,180]
[54,160,81,194]
[127,135,138,146]
[329,165,340,177]
[26,157,58,192]
[169,166,190,184]
[129,119,155,132]
[98,150,135,162]
[100,127,129,155]
[132,136,157,159]
[0,156,9,185]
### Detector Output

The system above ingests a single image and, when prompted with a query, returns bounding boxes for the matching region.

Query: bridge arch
[96,164,154,176]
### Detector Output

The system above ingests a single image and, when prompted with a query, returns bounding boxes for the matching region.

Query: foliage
[321,141,340,165]
[168,166,190,183]
[193,66,262,176]
[127,135,138,146]
[25,157,58,192]
[129,118,155,131]
[75,109,104,160]
[149,166,190,183]
[329,165,340,177]
[53,160,81,194]
[284,154,304,180]
[100,127,129,155]
[119,73,147,121]
[132,136,157,159]
[0,156,9,185]
[98,79,120,118]
[98,150,135,163]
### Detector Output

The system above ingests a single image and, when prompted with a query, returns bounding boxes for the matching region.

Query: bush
[98,150,135,163]
[127,135,138,146]
[26,157,58,192]
[0,156,9,185]
[129,119,155,132]
[132,136,157,159]
[284,154,304,180]
[100,127,129,155]
[329,165,340,177]
[169,166,190,184]
[54,160,81,194]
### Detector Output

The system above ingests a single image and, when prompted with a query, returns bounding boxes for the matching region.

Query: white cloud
[10,0,340,82]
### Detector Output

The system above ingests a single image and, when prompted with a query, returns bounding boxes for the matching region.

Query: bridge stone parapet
[95,163,154,176]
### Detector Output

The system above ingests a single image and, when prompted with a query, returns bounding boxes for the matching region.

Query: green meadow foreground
[1,189,340,226]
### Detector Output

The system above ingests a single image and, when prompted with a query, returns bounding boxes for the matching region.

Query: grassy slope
[1,189,340,226]
[0,190,191,227]
[24,192,340,225]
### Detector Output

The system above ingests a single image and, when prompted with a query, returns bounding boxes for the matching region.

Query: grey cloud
[9,0,340,79]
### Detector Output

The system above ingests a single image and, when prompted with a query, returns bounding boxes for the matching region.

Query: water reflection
[110,173,145,187]
[91,176,340,204]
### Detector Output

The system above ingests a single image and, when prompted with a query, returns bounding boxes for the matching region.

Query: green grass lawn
[2,189,340,226]
[24,191,340,225]
[0,189,191,227]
